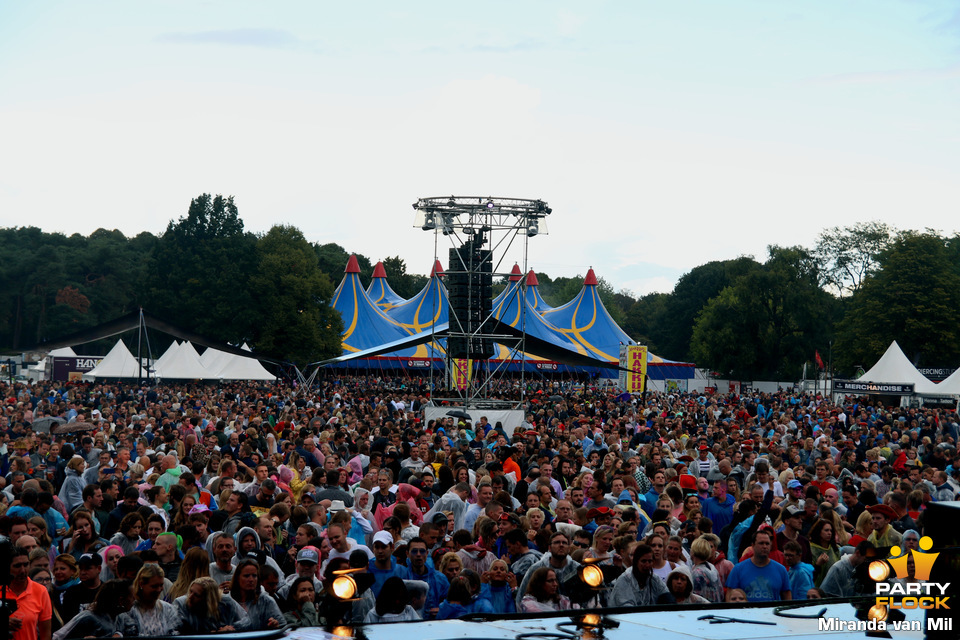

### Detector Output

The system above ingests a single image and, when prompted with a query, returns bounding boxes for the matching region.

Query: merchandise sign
[834,380,915,395]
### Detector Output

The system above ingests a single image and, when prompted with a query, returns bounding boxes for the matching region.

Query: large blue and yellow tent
[366,261,407,310]
[387,261,448,333]
[541,268,693,379]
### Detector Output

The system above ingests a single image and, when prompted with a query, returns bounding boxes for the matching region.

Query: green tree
[623,292,670,352]
[691,246,837,379]
[813,221,893,297]
[314,243,373,284]
[146,194,258,344]
[248,225,342,364]
[835,231,960,373]
[655,257,760,361]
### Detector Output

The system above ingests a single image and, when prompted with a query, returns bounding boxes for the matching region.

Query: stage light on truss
[526,220,539,237]
[486,199,495,209]
[441,213,455,236]
[421,211,437,231]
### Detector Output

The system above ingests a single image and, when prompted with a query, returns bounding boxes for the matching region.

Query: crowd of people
[1,374,959,639]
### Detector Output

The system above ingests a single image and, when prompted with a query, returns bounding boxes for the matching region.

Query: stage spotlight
[332,575,357,600]
[441,213,455,235]
[422,211,437,231]
[868,560,890,582]
[579,564,604,588]
[486,199,495,209]
[526,220,539,237]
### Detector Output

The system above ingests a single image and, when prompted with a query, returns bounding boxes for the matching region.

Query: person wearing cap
[866,504,902,547]
[60,552,103,618]
[493,512,522,558]
[368,530,406,597]
[277,547,323,599]
[780,478,805,510]
[691,445,717,478]
[776,505,812,564]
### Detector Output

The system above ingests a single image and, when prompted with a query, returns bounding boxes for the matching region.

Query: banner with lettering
[618,345,647,394]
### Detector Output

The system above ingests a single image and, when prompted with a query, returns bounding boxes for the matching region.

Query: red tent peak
[525,269,540,286]
[372,261,387,278]
[431,260,444,277]
[509,263,522,282]
[345,254,361,274]
[584,268,598,286]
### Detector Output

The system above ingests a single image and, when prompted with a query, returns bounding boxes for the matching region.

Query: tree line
[1,197,957,376]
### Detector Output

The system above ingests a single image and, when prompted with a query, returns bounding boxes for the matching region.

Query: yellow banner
[451,359,472,390]
[620,345,647,393]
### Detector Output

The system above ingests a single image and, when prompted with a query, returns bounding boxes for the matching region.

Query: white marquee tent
[83,340,146,379]
[152,341,180,373]
[210,343,276,381]
[154,341,211,379]
[858,341,941,396]
[933,367,960,396]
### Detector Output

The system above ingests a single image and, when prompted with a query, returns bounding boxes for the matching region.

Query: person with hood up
[666,564,708,604]
[232,526,283,576]
[57,458,86,514]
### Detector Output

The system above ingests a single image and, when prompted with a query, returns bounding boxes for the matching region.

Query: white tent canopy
[933,367,960,396]
[83,340,146,379]
[152,341,180,373]
[154,341,213,379]
[200,346,230,373]
[211,343,276,381]
[49,347,76,357]
[859,341,941,395]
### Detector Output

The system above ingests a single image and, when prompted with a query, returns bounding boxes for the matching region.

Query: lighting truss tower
[413,196,551,409]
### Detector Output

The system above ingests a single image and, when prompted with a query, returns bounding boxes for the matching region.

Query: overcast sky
[2,1,958,296]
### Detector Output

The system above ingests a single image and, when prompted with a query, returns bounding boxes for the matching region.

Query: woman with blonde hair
[167,547,211,601]
[118,564,180,636]
[437,551,463,583]
[848,510,874,547]
[175,576,244,633]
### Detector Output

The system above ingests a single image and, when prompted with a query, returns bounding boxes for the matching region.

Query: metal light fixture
[422,211,437,231]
